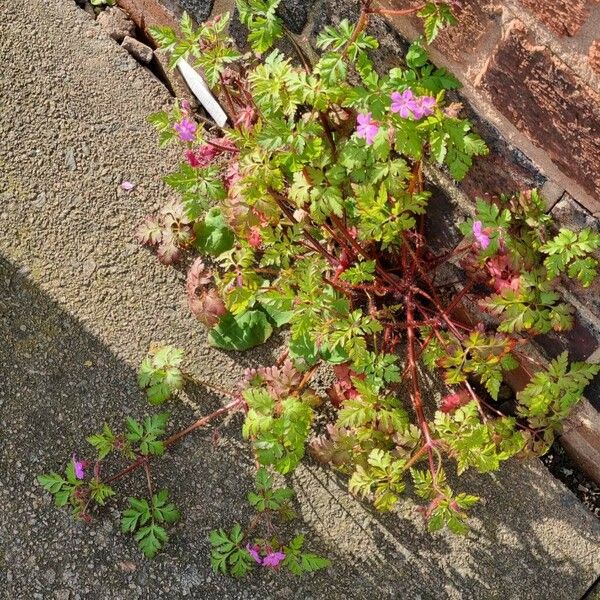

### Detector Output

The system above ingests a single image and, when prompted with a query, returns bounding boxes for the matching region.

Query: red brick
[517,0,590,36]
[589,40,600,75]
[480,22,600,201]
[425,0,502,63]
[378,0,502,63]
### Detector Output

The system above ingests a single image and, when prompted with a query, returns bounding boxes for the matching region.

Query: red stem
[104,399,244,485]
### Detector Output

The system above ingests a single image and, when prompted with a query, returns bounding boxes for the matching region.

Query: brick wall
[117,0,600,406]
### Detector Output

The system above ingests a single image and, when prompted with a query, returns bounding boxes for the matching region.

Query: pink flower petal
[262,550,286,568]
[120,181,135,191]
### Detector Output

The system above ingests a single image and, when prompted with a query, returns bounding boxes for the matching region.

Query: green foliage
[37,466,79,509]
[90,0,116,6]
[164,164,226,220]
[87,423,116,460]
[438,331,517,400]
[427,492,478,535]
[237,0,284,54]
[242,388,313,473]
[434,402,525,474]
[121,490,180,558]
[194,207,235,256]
[211,464,329,577]
[138,345,184,405]
[37,462,115,516]
[540,228,600,287]
[150,12,241,83]
[209,310,273,350]
[283,535,331,575]
[126,413,170,456]
[517,352,599,448]
[210,524,255,577]
[349,448,406,511]
[418,2,458,43]
[136,0,599,553]
[247,467,295,515]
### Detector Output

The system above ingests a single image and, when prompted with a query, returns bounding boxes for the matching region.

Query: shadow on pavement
[1,254,598,600]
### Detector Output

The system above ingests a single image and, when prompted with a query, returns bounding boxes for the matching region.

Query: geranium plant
[39,0,599,572]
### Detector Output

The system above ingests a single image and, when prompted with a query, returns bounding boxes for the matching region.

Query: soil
[542,442,600,519]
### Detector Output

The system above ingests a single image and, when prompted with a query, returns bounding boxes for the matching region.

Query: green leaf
[135,523,168,558]
[289,333,319,367]
[89,481,115,506]
[194,208,235,257]
[152,489,181,524]
[237,0,284,54]
[209,310,273,351]
[148,25,178,49]
[37,472,66,494]
[87,423,116,460]
[406,39,429,69]
[418,2,457,43]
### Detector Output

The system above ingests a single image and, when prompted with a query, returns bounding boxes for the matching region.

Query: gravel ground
[0,1,599,599]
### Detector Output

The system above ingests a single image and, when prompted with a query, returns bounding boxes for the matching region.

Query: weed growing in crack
[39,0,600,575]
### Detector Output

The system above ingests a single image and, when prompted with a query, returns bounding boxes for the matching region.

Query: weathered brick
[589,40,600,75]
[376,0,502,64]
[167,0,214,22]
[480,22,600,201]
[457,115,545,199]
[278,0,318,34]
[552,194,600,231]
[117,0,178,33]
[516,0,590,36]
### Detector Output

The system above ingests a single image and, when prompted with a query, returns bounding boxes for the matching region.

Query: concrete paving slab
[0,1,599,598]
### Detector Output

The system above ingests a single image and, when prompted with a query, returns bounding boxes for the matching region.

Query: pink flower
[262,550,286,568]
[412,95,436,120]
[72,454,85,480]
[472,220,490,250]
[390,89,417,118]
[174,118,197,142]
[248,227,262,249]
[356,112,379,145]
[120,181,135,191]
[246,543,262,564]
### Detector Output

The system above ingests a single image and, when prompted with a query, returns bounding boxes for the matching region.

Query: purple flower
[412,95,436,120]
[472,220,490,250]
[390,89,417,118]
[246,543,262,564]
[262,550,286,568]
[72,454,85,480]
[356,112,379,145]
[173,118,197,142]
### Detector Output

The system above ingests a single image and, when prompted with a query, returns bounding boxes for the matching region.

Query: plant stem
[366,3,425,17]
[271,190,338,265]
[104,399,244,486]
[144,464,154,497]
[405,291,436,476]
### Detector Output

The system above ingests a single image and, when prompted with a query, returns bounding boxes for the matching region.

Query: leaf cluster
[121,490,180,558]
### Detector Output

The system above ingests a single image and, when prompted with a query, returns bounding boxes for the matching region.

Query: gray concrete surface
[0,1,599,598]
